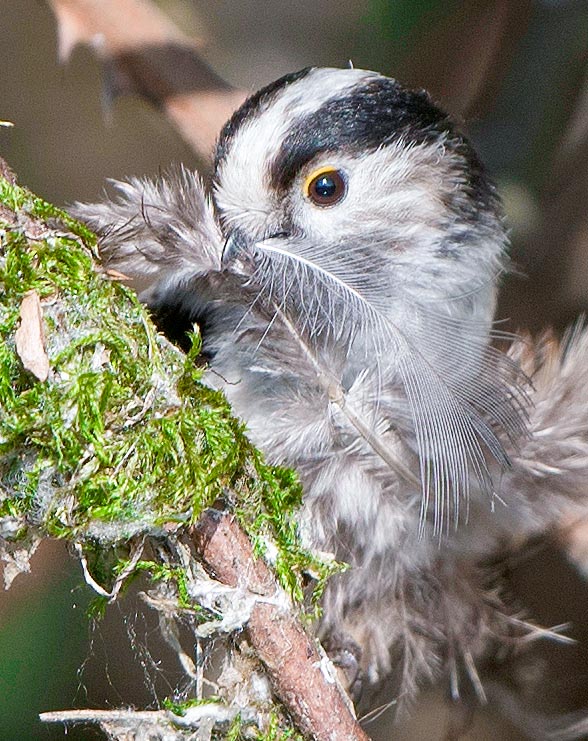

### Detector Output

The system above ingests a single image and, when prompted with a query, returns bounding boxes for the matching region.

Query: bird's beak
[222,229,290,273]
[221,229,251,271]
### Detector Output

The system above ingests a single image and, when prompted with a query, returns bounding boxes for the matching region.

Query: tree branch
[47,0,247,160]
[192,510,370,741]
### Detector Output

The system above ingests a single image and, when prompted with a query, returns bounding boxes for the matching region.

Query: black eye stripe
[267,76,497,219]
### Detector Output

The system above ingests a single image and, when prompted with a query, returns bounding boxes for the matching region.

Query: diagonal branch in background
[47,0,247,161]
[192,510,370,741]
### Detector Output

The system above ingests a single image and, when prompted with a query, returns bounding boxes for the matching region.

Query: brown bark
[192,510,370,741]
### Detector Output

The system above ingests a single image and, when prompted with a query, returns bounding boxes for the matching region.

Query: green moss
[223,712,304,741]
[0,177,97,247]
[86,595,108,620]
[0,174,343,739]
[252,712,305,741]
[162,696,222,717]
[130,559,197,610]
[0,175,340,607]
[158,703,304,741]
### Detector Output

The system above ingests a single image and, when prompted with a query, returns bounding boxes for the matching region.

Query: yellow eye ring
[304,167,347,207]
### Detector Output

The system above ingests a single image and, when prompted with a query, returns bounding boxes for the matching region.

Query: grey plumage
[73,67,588,733]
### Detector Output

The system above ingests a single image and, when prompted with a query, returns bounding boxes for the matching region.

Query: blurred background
[2,1,588,738]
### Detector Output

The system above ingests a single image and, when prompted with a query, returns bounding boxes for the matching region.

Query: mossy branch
[0,162,360,740]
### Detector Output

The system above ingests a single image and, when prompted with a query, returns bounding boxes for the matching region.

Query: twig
[40,704,239,728]
[41,709,171,724]
[191,509,370,741]
[74,538,145,602]
[47,0,246,160]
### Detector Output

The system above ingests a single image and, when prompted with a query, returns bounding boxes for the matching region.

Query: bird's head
[71,67,528,531]
[211,67,526,528]
[213,67,507,340]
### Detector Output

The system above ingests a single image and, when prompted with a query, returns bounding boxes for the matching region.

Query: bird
[74,67,588,736]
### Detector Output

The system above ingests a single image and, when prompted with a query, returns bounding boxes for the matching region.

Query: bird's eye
[304,168,346,207]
